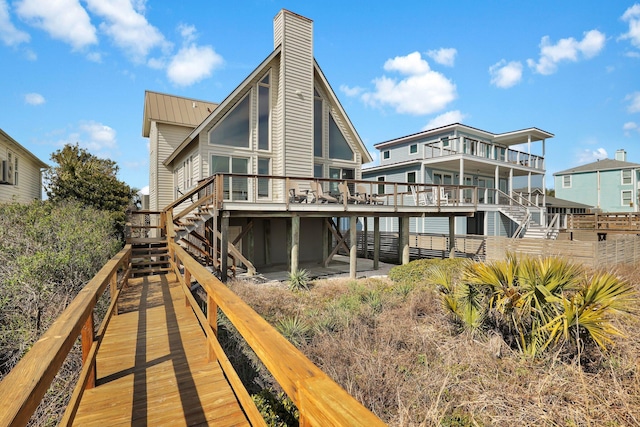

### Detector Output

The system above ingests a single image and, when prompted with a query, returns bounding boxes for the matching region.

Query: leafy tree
[44,143,135,229]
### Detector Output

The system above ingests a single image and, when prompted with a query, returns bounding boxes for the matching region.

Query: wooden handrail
[169,242,385,426]
[164,175,216,213]
[0,245,132,427]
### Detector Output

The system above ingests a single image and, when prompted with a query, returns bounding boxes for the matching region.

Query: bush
[288,269,311,291]
[389,257,466,286]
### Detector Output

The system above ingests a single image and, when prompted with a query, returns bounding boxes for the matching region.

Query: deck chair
[410,185,428,206]
[434,187,449,205]
[339,183,366,204]
[288,181,308,203]
[310,181,338,203]
[357,184,383,205]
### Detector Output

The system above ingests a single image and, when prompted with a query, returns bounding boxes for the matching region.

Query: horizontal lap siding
[0,140,43,203]
[157,124,193,210]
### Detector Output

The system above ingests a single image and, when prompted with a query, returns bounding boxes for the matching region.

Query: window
[257,157,270,198]
[329,167,354,193]
[328,115,353,160]
[622,169,632,185]
[314,98,323,157]
[377,177,385,195]
[409,144,417,154]
[209,94,250,148]
[433,172,453,185]
[407,171,416,183]
[182,156,193,190]
[314,163,323,178]
[211,155,249,200]
[622,190,633,206]
[562,175,572,188]
[383,150,390,160]
[441,137,450,147]
[258,74,270,150]
[14,156,18,186]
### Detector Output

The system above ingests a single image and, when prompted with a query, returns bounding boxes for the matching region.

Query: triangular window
[209,94,250,148]
[328,115,353,160]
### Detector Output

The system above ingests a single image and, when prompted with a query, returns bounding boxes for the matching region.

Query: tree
[44,144,135,227]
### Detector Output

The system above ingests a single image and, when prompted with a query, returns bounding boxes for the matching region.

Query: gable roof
[0,128,48,168]
[553,158,640,175]
[374,123,553,149]
[142,91,218,137]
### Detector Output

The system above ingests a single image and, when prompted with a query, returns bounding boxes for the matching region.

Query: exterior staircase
[498,191,558,240]
[130,237,172,277]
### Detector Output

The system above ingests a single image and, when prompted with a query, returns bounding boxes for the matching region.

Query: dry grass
[229,265,640,427]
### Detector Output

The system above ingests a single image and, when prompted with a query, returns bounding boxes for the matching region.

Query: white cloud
[86,51,102,62]
[84,0,167,62]
[623,121,639,136]
[0,0,30,46]
[576,147,608,164]
[165,24,222,86]
[362,51,457,115]
[138,185,149,195]
[24,92,45,105]
[620,4,640,49]
[626,92,640,113]
[340,84,364,97]
[489,60,523,88]
[426,48,457,67]
[16,0,97,50]
[422,110,466,130]
[527,29,605,75]
[78,121,118,152]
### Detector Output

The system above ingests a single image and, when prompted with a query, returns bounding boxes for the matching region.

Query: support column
[322,218,329,262]
[264,219,271,266]
[399,216,410,265]
[349,216,357,278]
[459,158,465,203]
[373,217,380,270]
[220,212,229,282]
[449,216,456,258]
[291,215,300,273]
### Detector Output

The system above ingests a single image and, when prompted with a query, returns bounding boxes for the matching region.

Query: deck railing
[168,239,386,426]
[568,212,640,231]
[423,137,545,170]
[0,245,132,426]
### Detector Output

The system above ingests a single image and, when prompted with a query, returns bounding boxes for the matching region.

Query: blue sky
[2,1,640,192]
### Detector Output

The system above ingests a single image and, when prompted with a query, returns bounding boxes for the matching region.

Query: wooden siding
[149,122,158,210]
[0,138,45,203]
[277,10,314,179]
[156,124,194,210]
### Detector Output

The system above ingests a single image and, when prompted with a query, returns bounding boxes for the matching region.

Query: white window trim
[382,150,390,160]
[406,171,417,183]
[408,144,418,155]
[621,169,632,185]
[622,189,633,206]
[562,175,572,188]
[257,70,271,152]
[208,92,253,151]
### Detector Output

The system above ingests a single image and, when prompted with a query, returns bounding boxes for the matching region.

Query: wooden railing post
[184,268,191,307]
[110,272,118,316]
[207,295,218,362]
[81,313,95,389]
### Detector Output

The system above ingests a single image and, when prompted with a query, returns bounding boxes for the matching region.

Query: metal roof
[553,158,640,175]
[142,91,218,137]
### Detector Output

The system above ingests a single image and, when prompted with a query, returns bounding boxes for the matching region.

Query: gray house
[363,123,555,238]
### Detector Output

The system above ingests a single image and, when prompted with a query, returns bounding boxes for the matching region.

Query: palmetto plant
[426,254,637,357]
[288,269,310,291]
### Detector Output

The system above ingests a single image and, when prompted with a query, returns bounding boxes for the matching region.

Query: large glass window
[209,95,250,148]
[211,155,248,200]
[314,163,323,178]
[257,157,270,198]
[328,115,353,160]
[258,74,270,151]
[329,167,354,193]
[314,98,323,157]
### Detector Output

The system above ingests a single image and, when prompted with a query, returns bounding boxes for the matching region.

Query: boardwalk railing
[169,240,386,426]
[568,212,640,231]
[0,245,132,427]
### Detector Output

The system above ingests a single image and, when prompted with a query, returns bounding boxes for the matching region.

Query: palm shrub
[424,254,637,357]
[288,268,310,291]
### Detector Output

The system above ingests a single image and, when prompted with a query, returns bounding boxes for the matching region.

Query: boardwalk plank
[73,274,250,426]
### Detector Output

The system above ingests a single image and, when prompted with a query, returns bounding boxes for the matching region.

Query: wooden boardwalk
[73,273,249,426]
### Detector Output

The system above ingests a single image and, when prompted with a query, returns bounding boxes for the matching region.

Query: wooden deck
[73,273,249,426]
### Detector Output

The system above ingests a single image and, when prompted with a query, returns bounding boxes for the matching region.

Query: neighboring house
[554,150,640,213]
[143,9,372,211]
[513,187,591,230]
[0,128,47,203]
[363,123,554,238]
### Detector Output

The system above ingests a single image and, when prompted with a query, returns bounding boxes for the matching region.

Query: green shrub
[252,389,299,427]
[288,269,311,291]
[276,316,311,347]
[389,258,466,286]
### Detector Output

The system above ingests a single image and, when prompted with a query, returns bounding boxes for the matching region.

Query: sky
[2,1,640,193]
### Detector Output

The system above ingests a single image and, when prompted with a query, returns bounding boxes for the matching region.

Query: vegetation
[0,200,122,425]
[44,143,135,232]
[229,257,640,426]
[287,268,310,291]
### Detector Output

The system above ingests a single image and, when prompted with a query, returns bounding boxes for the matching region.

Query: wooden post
[81,313,95,389]
[110,272,118,316]
[363,216,368,257]
[247,220,255,275]
[449,216,456,258]
[349,216,357,278]
[207,295,218,362]
[322,218,329,262]
[184,268,191,307]
[373,217,380,270]
[291,215,300,273]
[400,217,410,265]
[264,219,271,266]
[221,213,229,282]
